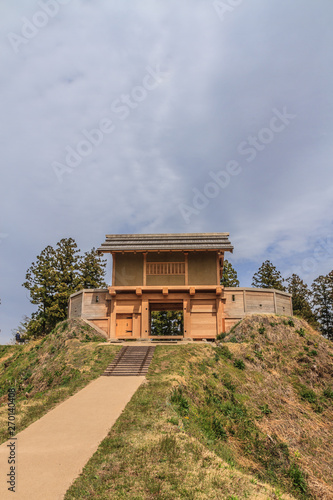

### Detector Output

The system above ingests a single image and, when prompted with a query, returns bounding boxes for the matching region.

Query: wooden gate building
[68,233,293,339]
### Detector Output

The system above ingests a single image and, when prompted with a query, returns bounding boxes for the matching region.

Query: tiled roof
[98,233,233,252]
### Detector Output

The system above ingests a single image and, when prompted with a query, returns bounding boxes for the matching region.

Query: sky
[1,0,333,343]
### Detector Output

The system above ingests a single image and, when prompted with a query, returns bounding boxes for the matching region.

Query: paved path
[0,376,145,499]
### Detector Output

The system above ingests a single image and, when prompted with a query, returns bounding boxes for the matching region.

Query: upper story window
[146,262,185,275]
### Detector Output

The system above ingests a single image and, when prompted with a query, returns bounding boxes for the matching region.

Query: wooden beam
[108,287,116,296]
[162,287,169,296]
[136,287,142,296]
[189,287,195,296]
[216,286,222,295]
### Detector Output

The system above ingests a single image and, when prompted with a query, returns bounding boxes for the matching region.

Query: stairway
[102,346,155,376]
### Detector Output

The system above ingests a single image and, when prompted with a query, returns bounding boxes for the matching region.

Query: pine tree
[80,248,107,289]
[252,260,286,291]
[286,274,317,326]
[220,260,240,287]
[312,272,333,340]
[23,245,58,335]
[22,238,107,338]
[50,238,82,326]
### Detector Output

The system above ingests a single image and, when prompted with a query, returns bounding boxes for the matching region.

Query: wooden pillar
[109,298,117,338]
[216,298,223,336]
[243,289,247,313]
[184,252,188,285]
[183,297,191,338]
[112,253,116,286]
[141,298,149,337]
[216,252,220,285]
[143,253,147,286]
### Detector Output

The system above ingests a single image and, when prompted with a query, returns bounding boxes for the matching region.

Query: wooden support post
[184,252,188,285]
[216,298,223,336]
[183,298,191,338]
[143,253,147,286]
[220,252,225,283]
[141,298,149,337]
[81,292,85,317]
[216,252,220,285]
[243,289,247,313]
[109,298,117,338]
[112,253,116,286]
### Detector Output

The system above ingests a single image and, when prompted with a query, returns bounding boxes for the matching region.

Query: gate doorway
[149,302,183,338]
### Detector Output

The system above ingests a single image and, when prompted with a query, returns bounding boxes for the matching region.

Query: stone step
[102,346,155,376]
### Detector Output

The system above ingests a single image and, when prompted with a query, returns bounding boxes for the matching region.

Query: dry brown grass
[223,314,333,499]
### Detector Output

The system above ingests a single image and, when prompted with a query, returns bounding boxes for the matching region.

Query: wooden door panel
[116,314,133,337]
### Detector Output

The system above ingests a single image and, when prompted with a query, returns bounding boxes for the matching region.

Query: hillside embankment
[1,315,332,499]
[65,315,333,499]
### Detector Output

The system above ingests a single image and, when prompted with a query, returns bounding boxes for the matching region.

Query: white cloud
[1,0,333,342]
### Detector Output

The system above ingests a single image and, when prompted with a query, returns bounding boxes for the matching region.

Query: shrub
[234,359,245,370]
[323,387,333,400]
[216,332,227,341]
[296,328,305,337]
[229,336,238,343]
[309,349,318,357]
[222,376,236,392]
[258,326,266,335]
[299,387,317,404]
[215,345,233,360]
[170,386,190,416]
[212,416,227,440]
[259,404,272,415]
[287,462,308,494]
[288,319,295,327]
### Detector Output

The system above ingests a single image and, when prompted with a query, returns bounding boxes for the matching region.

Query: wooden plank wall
[224,288,293,331]
[81,291,109,318]
[69,294,83,318]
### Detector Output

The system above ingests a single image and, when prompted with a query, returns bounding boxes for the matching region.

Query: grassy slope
[65,315,333,500]
[0,319,121,443]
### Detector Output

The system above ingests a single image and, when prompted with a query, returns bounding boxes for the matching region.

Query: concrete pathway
[0,376,145,499]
